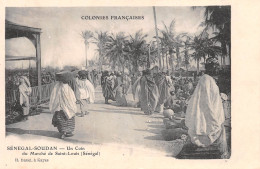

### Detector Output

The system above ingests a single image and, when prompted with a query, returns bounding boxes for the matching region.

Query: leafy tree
[204,6,231,65]
[189,32,221,74]
[128,30,148,72]
[93,31,108,71]
[81,30,94,67]
[105,32,129,73]
[159,20,178,71]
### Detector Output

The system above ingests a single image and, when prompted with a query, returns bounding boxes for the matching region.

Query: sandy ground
[5,86,183,158]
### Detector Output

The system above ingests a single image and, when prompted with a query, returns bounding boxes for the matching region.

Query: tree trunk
[134,59,138,73]
[176,47,180,69]
[169,50,174,72]
[166,52,169,70]
[221,41,227,66]
[153,7,161,70]
[85,44,88,67]
[197,58,200,75]
[100,46,103,71]
[228,42,231,65]
[162,52,165,69]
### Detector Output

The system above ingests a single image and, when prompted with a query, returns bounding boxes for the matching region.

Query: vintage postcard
[0,0,260,169]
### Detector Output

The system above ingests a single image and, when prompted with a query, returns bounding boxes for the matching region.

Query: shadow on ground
[6,128,93,144]
[88,108,144,116]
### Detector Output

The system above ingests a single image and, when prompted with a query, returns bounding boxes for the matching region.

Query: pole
[147,44,151,68]
[36,34,42,102]
[85,43,88,67]
[153,6,161,70]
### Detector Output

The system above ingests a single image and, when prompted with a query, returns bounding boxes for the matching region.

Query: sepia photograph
[4,6,232,161]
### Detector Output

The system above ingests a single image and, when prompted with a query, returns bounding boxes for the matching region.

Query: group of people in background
[100,67,197,116]
[101,71,131,106]
[6,57,230,157]
[100,57,230,158]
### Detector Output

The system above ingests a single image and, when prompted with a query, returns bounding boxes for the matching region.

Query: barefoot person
[184,57,228,158]
[113,73,127,106]
[75,70,95,117]
[139,69,159,115]
[154,69,171,113]
[101,71,115,104]
[132,75,142,108]
[50,71,78,139]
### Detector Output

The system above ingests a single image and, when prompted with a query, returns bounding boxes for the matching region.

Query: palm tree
[153,6,162,69]
[181,35,192,71]
[204,6,231,65]
[128,30,148,73]
[158,35,169,70]
[105,32,129,73]
[81,30,94,67]
[190,36,205,75]
[190,33,221,74]
[159,20,177,72]
[175,33,188,69]
[93,31,108,71]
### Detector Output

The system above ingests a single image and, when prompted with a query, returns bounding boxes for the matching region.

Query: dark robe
[154,73,171,113]
[140,74,159,115]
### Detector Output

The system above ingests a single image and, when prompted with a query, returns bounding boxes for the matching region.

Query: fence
[5,82,56,109]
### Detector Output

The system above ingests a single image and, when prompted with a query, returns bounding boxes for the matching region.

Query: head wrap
[78,70,87,79]
[205,57,220,75]
[56,71,73,83]
[206,57,219,65]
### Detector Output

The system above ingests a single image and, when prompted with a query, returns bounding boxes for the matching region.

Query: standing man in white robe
[19,75,32,120]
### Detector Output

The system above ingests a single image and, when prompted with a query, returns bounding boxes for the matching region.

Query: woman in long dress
[75,70,95,117]
[113,74,127,106]
[139,69,159,115]
[50,72,78,139]
[101,71,115,104]
[18,76,32,120]
[132,76,142,108]
[154,71,171,113]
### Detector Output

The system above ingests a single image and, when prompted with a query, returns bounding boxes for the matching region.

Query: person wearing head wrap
[184,57,228,158]
[113,73,127,106]
[18,75,32,120]
[101,71,115,104]
[154,70,171,113]
[75,70,95,117]
[132,74,142,107]
[139,69,159,115]
[50,71,77,139]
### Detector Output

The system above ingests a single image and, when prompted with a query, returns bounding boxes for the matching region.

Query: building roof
[5,20,42,39]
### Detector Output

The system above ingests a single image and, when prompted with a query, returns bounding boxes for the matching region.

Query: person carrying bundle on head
[50,71,78,139]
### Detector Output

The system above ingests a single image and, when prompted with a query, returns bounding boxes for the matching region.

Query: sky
[5,7,206,69]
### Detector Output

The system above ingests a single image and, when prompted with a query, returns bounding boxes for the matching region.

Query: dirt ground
[5,85,183,157]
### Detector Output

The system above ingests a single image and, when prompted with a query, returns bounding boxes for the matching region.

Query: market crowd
[6,57,231,158]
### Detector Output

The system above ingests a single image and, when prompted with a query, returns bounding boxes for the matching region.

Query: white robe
[19,82,31,116]
[75,78,95,103]
[49,82,77,119]
[185,74,225,148]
